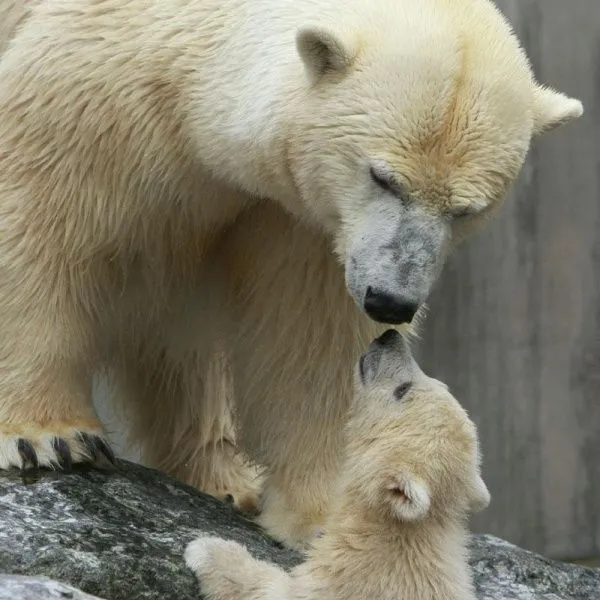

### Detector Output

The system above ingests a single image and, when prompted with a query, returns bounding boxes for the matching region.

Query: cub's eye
[369,166,404,199]
[394,382,412,401]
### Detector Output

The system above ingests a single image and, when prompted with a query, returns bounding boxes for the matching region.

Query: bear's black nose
[363,287,418,324]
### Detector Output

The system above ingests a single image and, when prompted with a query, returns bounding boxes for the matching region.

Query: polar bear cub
[185,329,490,600]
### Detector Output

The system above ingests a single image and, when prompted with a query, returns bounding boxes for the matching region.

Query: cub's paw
[184,536,243,576]
[0,420,115,471]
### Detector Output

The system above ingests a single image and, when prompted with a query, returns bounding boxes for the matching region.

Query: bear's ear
[467,473,491,513]
[532,85,583,136]
[386,473,431,521]
[296,25,359,84]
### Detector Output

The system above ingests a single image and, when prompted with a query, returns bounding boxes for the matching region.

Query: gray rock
[0,460,299,600]
[0,460,598,600]
[0,575,104,600]
[470,535,600,600]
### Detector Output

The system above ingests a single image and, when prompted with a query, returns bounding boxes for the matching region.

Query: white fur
[0,436,21,471]
[184,537,218,572]
[533,86,584,135]
[387,475,431,521]
[185,536,291,600]
[0,0,580,548]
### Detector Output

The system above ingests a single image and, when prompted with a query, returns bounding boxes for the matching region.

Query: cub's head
[343,329,490,523]
[288,0,583,326]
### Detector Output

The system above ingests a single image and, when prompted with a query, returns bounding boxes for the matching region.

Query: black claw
[94,436,116,465]
[78,432,115,465]
[224,494,235,505]
[52,437,73,471]
[78,432,97,460]
[17,439,39,470]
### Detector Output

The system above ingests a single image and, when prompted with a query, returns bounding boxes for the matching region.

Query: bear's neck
[166,0,360,214]
[295,498,476,600]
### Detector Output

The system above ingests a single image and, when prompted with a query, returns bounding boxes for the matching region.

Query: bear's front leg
[219,204,384,549]
[0,261,112,471]
[0,380,110,472]
[118,312,262,514]
[185,536,291,600]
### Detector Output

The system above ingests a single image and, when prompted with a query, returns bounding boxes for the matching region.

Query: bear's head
[287,0,583,326]
[343,329,490,524]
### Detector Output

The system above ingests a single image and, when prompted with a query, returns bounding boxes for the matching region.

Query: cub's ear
[468,473,491,513]
[296,25,359,84]
[532,84,583,136]
[386,473,431,521]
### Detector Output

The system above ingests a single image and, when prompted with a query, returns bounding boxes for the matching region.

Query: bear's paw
[0,420,114,471]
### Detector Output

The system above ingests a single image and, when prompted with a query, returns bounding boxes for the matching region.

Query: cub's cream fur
[185,329,490,600]
[0,0,581,548]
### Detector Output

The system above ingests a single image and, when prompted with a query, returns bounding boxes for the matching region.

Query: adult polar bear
[0,0,582,548]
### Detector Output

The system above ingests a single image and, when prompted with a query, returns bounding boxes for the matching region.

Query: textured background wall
[415,0,600,560]
[94,0,599,561]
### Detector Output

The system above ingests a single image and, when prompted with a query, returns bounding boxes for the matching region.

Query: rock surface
[1,460,598,600]
[470,536,600,600]
[0,575,103,600]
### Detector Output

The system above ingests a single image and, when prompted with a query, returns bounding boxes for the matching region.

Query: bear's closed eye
[394,383,412,401]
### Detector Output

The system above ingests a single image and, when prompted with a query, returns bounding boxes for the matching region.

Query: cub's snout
[370,328,402,348]
[358,328,417,386]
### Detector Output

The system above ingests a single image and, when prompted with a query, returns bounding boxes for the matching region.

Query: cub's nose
[373,329,401,347]
[363,287,419,324]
